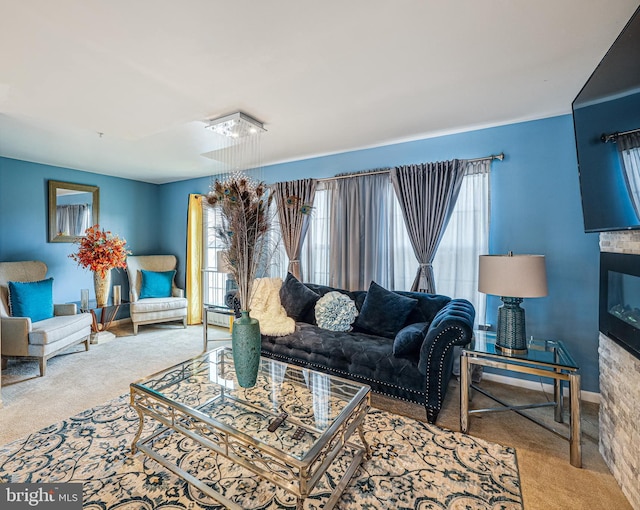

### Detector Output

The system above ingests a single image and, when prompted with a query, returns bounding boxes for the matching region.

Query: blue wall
[0,157,161,303]
[0,114,603,391]
[159,114,602,392]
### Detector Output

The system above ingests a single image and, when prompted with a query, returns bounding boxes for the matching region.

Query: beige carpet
[0,322,632,509]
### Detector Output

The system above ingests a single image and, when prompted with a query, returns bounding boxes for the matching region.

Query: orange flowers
[69,225,131,277]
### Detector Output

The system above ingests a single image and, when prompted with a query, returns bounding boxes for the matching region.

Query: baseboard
[480,372,601,404]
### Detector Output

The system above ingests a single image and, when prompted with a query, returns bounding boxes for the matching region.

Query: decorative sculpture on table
[206,173,274,388]
[69,225,131,307]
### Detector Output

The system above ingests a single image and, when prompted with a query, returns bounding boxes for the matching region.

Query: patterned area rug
[0,395,522,509]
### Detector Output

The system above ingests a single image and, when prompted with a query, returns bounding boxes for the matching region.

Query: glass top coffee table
[130,347,371,509]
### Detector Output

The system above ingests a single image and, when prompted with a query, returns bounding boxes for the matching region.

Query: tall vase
[93,270,111,307]
[231,310,261,388]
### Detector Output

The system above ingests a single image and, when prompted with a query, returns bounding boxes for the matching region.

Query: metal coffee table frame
[130,348,371,509]
[460,332,581,468]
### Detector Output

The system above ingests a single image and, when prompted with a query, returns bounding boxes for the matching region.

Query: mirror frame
[48,180,100,243]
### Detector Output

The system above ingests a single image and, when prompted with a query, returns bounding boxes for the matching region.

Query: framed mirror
[48,180,99,243]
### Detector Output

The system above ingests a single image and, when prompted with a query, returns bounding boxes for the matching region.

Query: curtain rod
[317,153,505,182]
[601,128,640,143]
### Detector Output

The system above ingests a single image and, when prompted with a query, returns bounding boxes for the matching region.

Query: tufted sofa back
[302,283,451,328]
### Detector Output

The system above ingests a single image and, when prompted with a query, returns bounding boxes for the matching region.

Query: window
[301,184,332,285]
[432,166,489,327]
[202,204,227,307]
[203,197,283,307]
[293,163,489,325]
[207,164,490,327]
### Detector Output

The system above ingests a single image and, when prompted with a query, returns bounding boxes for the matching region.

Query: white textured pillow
[315,291,359,331]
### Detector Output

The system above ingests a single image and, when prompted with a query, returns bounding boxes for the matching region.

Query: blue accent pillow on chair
[8,278,55,323]
[139,270,175,299]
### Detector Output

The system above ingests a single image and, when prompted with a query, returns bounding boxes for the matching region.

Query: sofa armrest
[418,299,475,373]
[54,303,77,316]
[172,288,184,298]
[417,298,475,422]
[1,316,32,356]
[130,289,138,302]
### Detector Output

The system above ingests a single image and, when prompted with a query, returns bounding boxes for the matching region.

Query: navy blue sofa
[259,281,475,424]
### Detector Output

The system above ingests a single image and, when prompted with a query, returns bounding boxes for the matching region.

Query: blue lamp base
[496,296,528,355]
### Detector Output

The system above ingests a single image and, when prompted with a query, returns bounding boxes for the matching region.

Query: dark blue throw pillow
[279,272,320,322]
[8,278,54,323]
[354,281,418,339]
[139,270,175,299]
[393,322,430,357]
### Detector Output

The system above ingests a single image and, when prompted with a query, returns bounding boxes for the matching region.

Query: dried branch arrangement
[205,173,274,310]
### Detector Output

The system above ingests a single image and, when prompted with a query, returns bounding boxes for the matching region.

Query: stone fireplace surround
[598,231,640,510]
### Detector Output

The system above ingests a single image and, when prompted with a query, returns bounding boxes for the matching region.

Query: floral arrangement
[206,173,274,311]
[314,291,359,332]
[69,224,131,277]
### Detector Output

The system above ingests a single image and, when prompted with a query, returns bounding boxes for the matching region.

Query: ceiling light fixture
[205,112,266,139]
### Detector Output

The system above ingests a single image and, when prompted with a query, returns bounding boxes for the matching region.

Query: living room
[1,2,639,509]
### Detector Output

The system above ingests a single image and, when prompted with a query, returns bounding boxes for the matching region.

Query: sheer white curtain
[432,160,490,328]
[56,204,91,236]
[618,133,640,218]
[301,183,332,285]
[389,195,418,290]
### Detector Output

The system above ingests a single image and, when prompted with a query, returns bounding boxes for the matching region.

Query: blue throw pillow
[8,278,54,323]
[354,281,418,339]
[280,272,320,322]
[139,270,175,299]
[393,322,430,357]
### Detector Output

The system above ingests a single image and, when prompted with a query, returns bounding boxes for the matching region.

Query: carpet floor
[0,323,632,509]
[0,392,522,509]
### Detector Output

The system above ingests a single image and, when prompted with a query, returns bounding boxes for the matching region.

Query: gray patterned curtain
[390,159,465,293]
[273,178,317,280]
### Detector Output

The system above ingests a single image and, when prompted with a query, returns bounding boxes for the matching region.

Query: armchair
[0,261,92,377]
[126,255,188,335]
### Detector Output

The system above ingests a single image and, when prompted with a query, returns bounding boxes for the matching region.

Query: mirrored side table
[460,330,582,467]
[203,304,234,351]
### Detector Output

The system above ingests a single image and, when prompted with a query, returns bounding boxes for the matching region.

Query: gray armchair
[126,255,188,335]
[0,261,92,376]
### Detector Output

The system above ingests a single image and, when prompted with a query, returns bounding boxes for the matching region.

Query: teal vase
[231,310,261,388]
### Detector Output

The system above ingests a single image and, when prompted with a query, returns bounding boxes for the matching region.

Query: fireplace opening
[600,252,640,359]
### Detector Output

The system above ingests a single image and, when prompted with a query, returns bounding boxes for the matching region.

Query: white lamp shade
[478,254,548,298]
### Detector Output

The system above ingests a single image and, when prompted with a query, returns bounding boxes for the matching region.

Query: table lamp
[478,252,547,354]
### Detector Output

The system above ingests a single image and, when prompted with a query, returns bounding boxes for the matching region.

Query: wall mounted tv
[572,5,640,232]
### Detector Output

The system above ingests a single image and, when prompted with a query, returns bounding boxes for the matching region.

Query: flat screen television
[572,5,640,232]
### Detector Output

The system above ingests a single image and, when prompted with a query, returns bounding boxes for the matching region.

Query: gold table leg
[460,353,470,433]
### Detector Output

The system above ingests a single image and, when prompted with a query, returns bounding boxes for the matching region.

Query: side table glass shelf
[460,330,581,467]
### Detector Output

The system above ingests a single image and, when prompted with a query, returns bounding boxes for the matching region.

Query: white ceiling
[0,0,638,184]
